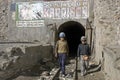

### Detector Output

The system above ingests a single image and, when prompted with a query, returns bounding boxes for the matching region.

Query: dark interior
[58,21,85,57]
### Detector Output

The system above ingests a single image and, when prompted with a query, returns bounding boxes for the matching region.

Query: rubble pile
[0,47,24,70]
[0,47,25,80]
[13,57,59,80]
[38,68,59,80]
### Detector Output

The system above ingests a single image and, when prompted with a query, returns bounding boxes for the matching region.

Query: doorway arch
[58,21,85,57]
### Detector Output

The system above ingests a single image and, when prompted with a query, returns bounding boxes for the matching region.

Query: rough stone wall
[103,46,120,80]
[94,0,120,80]
[94,0,120,62]
[0,0,8,40]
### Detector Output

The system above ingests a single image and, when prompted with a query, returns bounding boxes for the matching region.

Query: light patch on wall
[16,2,45,27]
[17,2,43,20]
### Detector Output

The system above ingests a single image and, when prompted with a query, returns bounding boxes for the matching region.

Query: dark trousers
[58,53,66,74]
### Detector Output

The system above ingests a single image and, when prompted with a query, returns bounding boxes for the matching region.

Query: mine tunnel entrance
[58,21,85,57]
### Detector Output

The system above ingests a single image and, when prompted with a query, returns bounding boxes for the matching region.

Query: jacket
[77,43,91,57]
[55,40,69,54]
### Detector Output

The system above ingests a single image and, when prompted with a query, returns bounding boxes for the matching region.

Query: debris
[41,71,50,76]
[90,73,94,76]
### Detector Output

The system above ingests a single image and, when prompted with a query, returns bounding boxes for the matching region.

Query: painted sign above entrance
[16,0,89,27]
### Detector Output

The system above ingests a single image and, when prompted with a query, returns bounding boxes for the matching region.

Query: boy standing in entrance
[55,32,69,77]
[77,36,91,76]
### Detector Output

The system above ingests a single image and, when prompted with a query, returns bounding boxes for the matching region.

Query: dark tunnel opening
[58,21,85,57]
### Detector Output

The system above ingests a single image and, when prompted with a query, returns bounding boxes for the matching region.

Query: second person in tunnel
[77,36,91,76]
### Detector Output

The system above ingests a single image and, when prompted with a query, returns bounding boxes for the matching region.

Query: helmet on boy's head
[81,36,86,41]
[59,32,65,38]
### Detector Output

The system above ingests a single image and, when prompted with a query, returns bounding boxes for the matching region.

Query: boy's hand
[83,55,89,60]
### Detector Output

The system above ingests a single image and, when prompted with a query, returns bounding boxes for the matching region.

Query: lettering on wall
[16,0,89,27]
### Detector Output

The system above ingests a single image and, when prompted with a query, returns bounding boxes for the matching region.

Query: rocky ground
[76,60,105,80]
[77,71,105,80]
[0,47,105,80]
[10,59,59,80]
[0,45,105,80]
[12,59,105,80]
[0,46,105,80]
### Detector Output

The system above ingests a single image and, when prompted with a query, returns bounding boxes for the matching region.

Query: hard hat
[59,32,65,38]
[81,36,86,41]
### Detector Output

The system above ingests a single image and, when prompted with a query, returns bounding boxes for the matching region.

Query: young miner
[55,32,69,77]
[77,36,91,76]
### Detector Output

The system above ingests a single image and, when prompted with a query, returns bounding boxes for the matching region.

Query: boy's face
[60,37,64,40]
[82,40,86,44]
